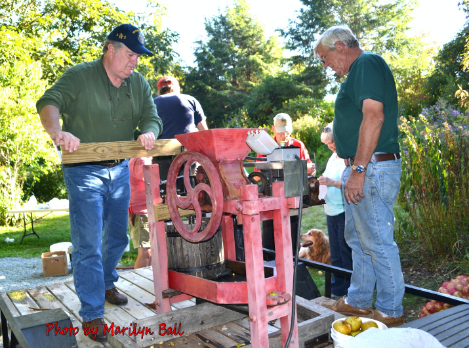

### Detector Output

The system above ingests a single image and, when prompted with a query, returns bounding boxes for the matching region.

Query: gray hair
[320,122,334,143]
[313,26,359,58]
[102,39,125,54]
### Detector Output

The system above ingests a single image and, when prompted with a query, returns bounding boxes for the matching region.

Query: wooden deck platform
[0,267,334,348]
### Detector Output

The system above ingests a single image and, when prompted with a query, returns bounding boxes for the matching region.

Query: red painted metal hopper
[175,128,258,162]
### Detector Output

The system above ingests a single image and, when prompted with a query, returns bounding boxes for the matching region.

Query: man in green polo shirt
[313,26,404,328]
[36,24,162,343]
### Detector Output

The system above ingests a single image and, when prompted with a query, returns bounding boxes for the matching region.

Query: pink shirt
[129,157,152,215]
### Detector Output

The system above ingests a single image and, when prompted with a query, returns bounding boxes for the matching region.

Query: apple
[350,330,362,337]
[443,303,452,309]
[425,301,435,313]
[460,278,469,287]
[438,287,449,294]
[333,320,352,335]
[456,283,463,292]
[447,283,457,295]
[434,301,443,312]
[345,316,362,332]
[453,291,463,298]
[442,281,449,288]
[422,309,431,316]
[462,285,469,296]
[451,278,460,285]
[361,321,379,331]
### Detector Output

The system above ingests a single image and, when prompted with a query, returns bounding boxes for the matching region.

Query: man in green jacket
[36,24,162,343]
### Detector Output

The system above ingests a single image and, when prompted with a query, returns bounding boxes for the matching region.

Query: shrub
[396,100,469,259]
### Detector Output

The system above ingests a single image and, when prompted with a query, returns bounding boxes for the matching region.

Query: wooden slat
[118,270,156,295]
[192,328,239,348]
[212,321,251,344]
[233,317,280,334]
[28,285,104,348]
[6,289,40,315]
[439,324,469,348]
[63,281,137,348]
[154,204,195,221]
[155,334,210,348]
[61,139,182,164]
[135,303,246,347]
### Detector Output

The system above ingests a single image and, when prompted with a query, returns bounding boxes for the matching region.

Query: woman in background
[318,123,352,299]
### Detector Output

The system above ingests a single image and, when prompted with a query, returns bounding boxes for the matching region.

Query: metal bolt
[146,182,150,185]
[248,315,257,323]
[148,201,151,204]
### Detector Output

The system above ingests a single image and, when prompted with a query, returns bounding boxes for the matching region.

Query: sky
[112,0,468,66]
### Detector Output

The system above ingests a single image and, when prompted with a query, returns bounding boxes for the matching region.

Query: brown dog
[299,229,331,265]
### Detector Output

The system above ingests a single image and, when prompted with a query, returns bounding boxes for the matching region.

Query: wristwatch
[352,165,367,173]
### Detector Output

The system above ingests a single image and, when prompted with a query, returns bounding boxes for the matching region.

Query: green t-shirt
[333,52,400,159]
[36,57,162,143]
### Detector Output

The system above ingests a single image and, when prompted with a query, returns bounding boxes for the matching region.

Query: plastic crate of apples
[419,275,469,318]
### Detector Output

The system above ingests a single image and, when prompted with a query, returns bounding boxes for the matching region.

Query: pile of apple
[333,316,378,336]
[418,275,469,318]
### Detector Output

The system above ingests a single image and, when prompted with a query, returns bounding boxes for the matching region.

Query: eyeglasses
[319,47,335,65]
[323,126,331,132]
[107,78,134,121]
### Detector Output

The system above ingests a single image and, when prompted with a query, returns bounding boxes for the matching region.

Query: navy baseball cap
[107,24,153,56]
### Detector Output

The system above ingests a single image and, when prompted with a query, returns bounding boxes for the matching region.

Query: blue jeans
[342,158,404,318]
[326,212,352,296]
[62,160,130,322]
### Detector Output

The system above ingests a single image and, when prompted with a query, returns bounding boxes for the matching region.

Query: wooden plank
[268,296,335,348]
[61,139,182,164]
[63,281,137,348]
[233,317,280,334]
[154,204,195,221]
[6,289,40,315]
[212,321,251,344]
[0,293,31,347]
[130,266,154,280]
[450,335,470,348]
[28,285,103,349]
[171,298,196,310]
[113,277,179,312]
[421,310,468,334]
[399,304,468,330]
[439,327,469,348]
[135,303,246,347]
[154,334,210,348]
[47,282,84,322]
[118,270,156,295]
[192,328,239,348]
[0,292,21,317]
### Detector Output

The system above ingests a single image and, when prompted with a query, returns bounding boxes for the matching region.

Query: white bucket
[331,317,388,348]
[50,242,72,267]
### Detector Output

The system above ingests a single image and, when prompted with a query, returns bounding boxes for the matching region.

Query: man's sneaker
[321,296,372,316]
[105,287,128,305]
[82,318,107,343]
[369,310,404,327]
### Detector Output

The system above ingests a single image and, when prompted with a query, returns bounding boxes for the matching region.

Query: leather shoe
[82,318,107,343]
[105,287,128,305]
[369,310,404,327]
[321,296,372,316]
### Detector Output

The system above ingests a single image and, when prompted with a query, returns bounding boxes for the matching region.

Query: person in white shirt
[318,122,352,299]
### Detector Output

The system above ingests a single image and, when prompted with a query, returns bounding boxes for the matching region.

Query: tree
[0,0,180,88]
[0,0,179,224]
[184,0,283,127]
[0,30,53,225]
[424,25,469,110]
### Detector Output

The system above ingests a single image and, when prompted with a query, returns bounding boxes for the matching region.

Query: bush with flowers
[396,99,469,259]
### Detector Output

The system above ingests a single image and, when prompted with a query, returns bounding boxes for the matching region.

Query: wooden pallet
[0,267,334,348]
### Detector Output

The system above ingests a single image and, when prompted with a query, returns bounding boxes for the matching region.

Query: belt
[344,153,400,166]
[63,159,125,168]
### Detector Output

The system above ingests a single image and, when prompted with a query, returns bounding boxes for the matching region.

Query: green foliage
[184,0,283,127]
[241,73,328,127]
[0,31,56,225]
[291,115,330,175]
[396,100,469,259]
[0,0,179,225]
[22,164,67,204]
[1,0,180,86]
[424,25,469,112]
[280,0,417,68]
